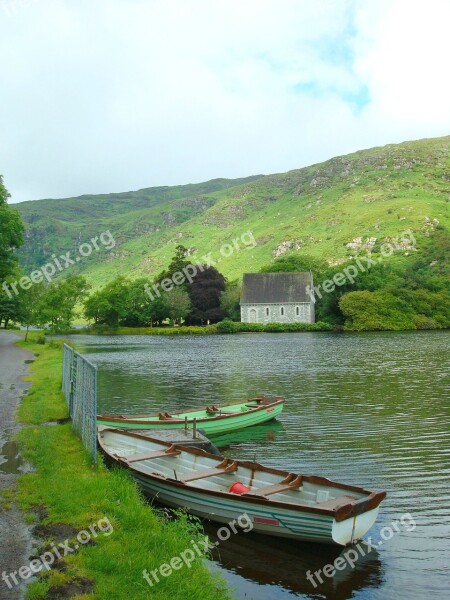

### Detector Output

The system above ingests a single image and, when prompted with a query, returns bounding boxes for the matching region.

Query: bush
[413,314,441,330]
[48,339,65,349]
[215,320,237,334]
[215,320,332,334]
[339,290,416,331]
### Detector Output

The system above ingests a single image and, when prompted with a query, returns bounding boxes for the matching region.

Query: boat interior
[114,399,272,421]
[100,429,365,510]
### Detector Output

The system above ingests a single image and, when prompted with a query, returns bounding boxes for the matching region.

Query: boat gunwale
[97,396,285,424]
[98,427,386,522]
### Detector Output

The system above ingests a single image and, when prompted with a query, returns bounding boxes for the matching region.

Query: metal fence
[62,344,98,462]
[62,344,73,410]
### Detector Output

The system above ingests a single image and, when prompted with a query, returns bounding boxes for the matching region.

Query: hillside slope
[16,136,449,287]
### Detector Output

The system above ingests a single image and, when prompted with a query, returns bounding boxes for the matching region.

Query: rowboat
[97,396,284,435]
[98,427,386,545]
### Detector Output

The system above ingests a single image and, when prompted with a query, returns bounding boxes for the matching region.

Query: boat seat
[121,445,181,463]
[315,495,357,509]
[179,459,238,482]
[245,474,303,497]
[206,407,241,416]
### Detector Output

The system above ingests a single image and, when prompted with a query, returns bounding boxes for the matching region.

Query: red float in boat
[229,482,250,494]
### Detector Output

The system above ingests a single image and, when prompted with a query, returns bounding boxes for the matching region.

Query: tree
[187,266,226,324]
[154,245,191,287]
[402,228,450,292]
[121,278,156,326]
[220,281,241,321]
[41,275,90,331]
[84,289,111,325]
[18,282,47,340]
[83,276,129,327]
[393,288,450,328]
[163,287,191,326]
[260,254,329,280]
[0,175,25,281]
[0,285,21,328]
[339,290,415,331]
[147,295,169,326]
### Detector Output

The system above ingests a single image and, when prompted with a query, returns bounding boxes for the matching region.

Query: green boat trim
[97,395,285,435]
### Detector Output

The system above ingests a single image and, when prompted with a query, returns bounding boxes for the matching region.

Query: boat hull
[132,470,359,544]
[97,398,284,435]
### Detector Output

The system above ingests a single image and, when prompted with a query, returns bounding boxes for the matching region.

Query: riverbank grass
[15,336,231,600]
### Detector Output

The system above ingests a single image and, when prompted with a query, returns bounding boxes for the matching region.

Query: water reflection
[205,526,382,600]
[212,421,285,448]
[0,440,24,474]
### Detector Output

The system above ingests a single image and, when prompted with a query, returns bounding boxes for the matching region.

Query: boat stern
[331,491,386,545]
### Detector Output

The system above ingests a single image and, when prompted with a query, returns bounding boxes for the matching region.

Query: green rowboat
[97,395,284,436]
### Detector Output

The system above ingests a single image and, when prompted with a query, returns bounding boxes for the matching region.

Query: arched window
[266,307,270,317]
[280,306,285,316]
[296,306,300,316]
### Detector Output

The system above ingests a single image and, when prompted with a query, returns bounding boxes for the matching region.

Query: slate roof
[240,272,313,304]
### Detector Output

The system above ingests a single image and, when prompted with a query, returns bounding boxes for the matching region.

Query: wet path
[0,331,33,600]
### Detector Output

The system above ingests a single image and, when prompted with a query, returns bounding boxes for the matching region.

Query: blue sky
[0,0,449,203]
[292,82,371,112]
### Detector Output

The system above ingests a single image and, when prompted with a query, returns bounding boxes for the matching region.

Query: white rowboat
[98,427,386,546]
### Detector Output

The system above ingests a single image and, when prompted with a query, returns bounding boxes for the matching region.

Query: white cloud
[354,0,450,129]
[0,0,448,202]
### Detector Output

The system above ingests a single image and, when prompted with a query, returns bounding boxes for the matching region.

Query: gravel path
[0,331,34,600]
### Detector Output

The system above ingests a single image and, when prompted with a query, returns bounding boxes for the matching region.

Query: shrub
[339,290,416,331]
[216,320,237,334]
[413,314,441,330]
[215,320,332,334]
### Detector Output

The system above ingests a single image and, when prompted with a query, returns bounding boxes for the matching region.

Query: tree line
[84,245,236,327]
[2,232,449,333]
[0,243,240,332]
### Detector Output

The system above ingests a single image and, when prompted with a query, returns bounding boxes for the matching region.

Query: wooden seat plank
[180,460,238,483]
[246,475,303,497]
[122,447,181,464]
[315,495,356,509]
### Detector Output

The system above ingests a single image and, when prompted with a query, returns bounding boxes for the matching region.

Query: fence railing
[62,344,98,462]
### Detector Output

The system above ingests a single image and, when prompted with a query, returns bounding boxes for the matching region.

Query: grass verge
[14,335,232,600]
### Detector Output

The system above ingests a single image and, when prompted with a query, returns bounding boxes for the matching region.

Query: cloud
[0,0,448,202]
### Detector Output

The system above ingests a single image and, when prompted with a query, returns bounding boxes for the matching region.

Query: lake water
[69,331,450,600]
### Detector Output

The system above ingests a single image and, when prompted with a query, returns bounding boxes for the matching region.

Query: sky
[1,0,449,203]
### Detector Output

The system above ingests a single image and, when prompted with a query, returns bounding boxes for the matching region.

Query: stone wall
[241,302,314,324]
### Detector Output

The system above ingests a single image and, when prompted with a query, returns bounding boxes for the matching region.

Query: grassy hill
[15,136,449,287]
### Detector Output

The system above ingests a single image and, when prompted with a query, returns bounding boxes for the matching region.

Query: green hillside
[16,136,449,287]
